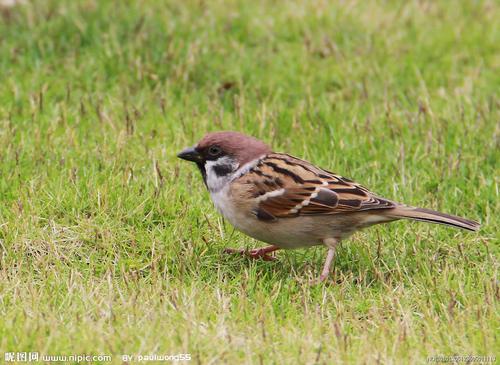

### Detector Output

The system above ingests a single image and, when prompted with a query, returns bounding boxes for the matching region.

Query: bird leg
[318,248,336,282]
[311,238,339,284]
[223,245,280,261]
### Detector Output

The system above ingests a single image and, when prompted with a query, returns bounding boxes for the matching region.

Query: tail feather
[387,206,480,232]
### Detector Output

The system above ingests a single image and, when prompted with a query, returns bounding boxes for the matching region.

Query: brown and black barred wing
[238,153,396,221]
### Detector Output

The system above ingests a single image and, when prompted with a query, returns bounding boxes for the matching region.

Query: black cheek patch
[213,164,234,177]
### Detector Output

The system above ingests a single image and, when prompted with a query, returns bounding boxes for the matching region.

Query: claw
[223,247,245,255]
[309,272,330,285]
[223,246,280,261]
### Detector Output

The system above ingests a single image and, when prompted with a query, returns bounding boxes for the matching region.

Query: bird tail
[386,206,480,232]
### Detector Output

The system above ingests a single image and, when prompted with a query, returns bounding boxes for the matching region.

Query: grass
[0,0,498,363]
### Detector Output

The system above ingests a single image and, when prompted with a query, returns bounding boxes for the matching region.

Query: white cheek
[206,155,266,229]
[205,157,238,193]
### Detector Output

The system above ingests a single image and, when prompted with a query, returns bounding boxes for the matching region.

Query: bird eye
[208,145,222,156]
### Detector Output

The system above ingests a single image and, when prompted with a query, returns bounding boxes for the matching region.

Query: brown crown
[197,131,272,166]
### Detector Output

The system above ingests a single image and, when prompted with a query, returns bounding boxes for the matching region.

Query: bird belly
[209,189,358,249]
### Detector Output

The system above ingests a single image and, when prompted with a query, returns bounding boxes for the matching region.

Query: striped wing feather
[239,154,395,220]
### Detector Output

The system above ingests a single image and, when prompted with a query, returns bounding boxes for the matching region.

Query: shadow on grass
[186,244,409,291]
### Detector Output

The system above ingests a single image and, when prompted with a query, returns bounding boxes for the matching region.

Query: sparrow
[177,131,480,282]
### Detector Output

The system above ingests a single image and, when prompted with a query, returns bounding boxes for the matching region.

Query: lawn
[0,0,498,363]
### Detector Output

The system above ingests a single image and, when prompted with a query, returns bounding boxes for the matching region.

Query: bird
[177,131,480,283]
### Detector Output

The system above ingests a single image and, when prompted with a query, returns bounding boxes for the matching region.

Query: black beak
[177,146,202,163]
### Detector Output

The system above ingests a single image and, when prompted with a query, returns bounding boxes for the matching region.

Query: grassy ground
[0,0,498,363]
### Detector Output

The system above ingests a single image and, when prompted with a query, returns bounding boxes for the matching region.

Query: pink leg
[318,248,336,282]
[224,245,280,261]
[312,238,339,284]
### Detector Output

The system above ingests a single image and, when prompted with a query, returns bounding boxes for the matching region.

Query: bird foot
[223,247,277,261]
[309,273,330,285]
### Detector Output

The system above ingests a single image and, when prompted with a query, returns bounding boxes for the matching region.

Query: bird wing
[235,153,396,220]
